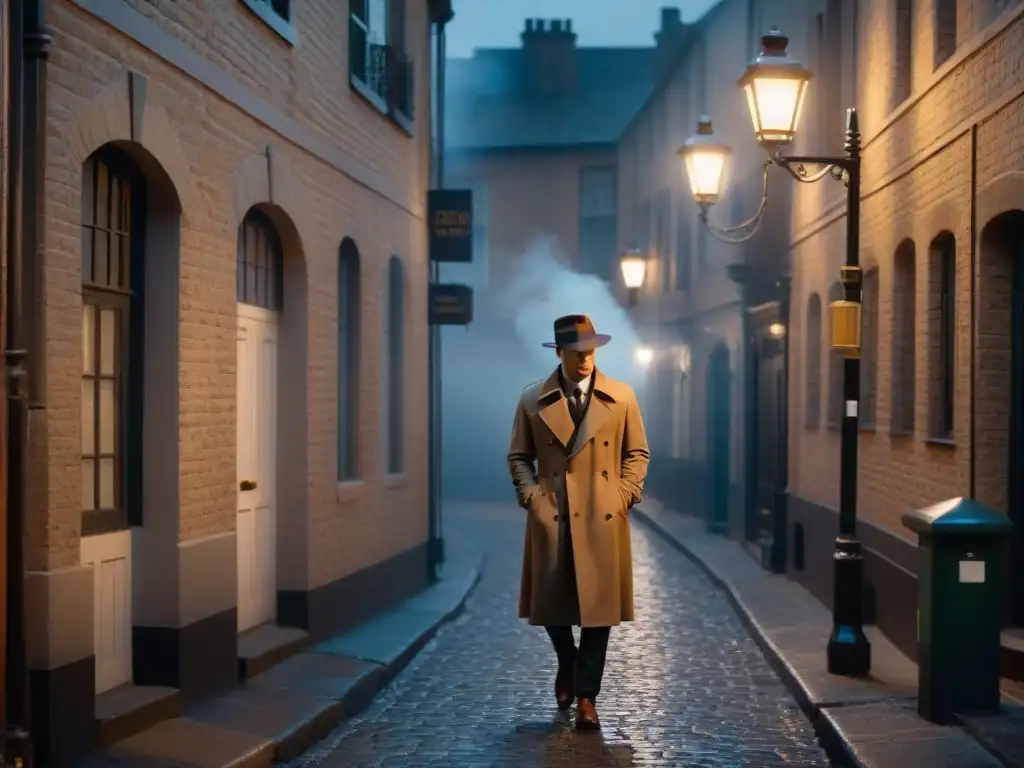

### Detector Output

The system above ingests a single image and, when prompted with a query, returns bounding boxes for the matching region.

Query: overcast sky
[445,1,720,58]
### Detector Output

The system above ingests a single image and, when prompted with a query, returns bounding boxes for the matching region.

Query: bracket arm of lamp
[698,159,772,245]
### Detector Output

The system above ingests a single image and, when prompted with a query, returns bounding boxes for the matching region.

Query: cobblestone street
[284,503,835,767]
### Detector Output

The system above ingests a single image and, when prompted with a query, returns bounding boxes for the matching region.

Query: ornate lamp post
[678,26,870,677]
[619,248,646,308]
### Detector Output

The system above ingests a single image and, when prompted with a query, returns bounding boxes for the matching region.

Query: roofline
[619,0,732,142]
[445,142,619,157]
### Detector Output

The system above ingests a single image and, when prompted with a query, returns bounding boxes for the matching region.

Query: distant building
[21,1,434,763]
[439,14,673,502]
[443,15,676,292]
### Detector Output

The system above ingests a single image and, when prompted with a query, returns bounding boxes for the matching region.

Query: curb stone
[632,506,860,767]
[272,534,484,764]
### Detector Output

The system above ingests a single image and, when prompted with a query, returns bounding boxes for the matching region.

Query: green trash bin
[902,497,1012,724]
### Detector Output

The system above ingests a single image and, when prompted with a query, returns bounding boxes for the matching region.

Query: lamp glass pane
[752,76,803,136]
[684,149,726,201]
[620,257,646,289]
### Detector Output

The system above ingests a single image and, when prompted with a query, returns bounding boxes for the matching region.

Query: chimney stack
[520,17,579,97]
[654,6,687,79]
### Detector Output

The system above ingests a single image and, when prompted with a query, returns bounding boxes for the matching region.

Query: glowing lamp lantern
[635,346,654,367]
[619,249,647,308]
[738,27,812,149]
[679,117,731,207]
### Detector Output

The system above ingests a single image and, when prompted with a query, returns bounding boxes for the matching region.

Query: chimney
[520,18,578,97]
[654,7,687,79]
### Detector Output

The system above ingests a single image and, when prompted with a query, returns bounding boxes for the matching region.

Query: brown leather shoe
[555,661,575,710]
[575,697,600,730]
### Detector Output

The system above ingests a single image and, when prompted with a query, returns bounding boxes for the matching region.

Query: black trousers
[544,500,611,700]
[545,625,611,700]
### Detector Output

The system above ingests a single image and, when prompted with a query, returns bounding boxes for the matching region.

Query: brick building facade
[23,1,434,762]
[787,0,1024,671]
[617,0,811,548]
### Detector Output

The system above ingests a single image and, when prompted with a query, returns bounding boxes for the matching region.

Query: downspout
[3,0,27,758]
[5,1,50,762]
[968,122,977,499]
[428,0,452,579]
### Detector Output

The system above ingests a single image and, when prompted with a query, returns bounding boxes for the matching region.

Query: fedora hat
[542,314,612,351]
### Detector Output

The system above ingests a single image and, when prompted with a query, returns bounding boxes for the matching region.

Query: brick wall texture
[790,0,1024,538]
[29,0,432,587]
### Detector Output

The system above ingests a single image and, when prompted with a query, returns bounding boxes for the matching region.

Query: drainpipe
[5,0,50,763]
[428,0,453,580]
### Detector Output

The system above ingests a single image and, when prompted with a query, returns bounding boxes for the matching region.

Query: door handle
[240,480,257,491]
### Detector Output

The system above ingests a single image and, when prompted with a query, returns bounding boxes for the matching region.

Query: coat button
[601,470,608,478]
[605,513,613,521]
[553,514,559,522]
[604,441,609,446]
[553,470,559,477]
[548,438,555,445]
[574,512,580,517]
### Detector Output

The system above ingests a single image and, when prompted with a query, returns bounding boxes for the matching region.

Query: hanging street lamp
[678,25,870,678]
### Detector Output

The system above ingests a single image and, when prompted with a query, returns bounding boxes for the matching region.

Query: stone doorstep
[87,533,484,767]
[94,684,181,748]
[633,502,1024,768]
[237,624,311,681]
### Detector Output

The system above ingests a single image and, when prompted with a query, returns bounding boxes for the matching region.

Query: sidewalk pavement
[634,499,1024,768]
[87,533,483,768]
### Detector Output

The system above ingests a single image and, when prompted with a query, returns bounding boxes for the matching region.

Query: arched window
[81,148,144,534]
[338,239,361,481]
[237,209,284,310]
[805,294,822,429]
[930,232,956,438]
[891,240,917,434]
[385,257,405,475]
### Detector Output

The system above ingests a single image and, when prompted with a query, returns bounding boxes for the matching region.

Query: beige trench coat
[507,368,650,627]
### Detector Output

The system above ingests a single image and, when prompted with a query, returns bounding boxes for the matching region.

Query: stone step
[238,624,309,681]
[95,684,180,747]
[86,717,274,767]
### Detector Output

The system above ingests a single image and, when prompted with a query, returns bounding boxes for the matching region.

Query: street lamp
[619,248,646,308]
[679,25,870,677]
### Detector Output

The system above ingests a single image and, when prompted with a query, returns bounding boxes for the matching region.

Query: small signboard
[429,283,473,325]
[428,189,473,263]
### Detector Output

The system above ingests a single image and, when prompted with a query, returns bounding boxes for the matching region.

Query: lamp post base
[826,538,871,676]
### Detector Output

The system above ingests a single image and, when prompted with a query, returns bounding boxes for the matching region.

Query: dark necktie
[571,386,585,425]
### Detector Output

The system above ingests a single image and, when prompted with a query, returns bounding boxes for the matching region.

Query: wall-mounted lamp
[619,248,646,308]
[635,346,654,367]
[768,321,786,339]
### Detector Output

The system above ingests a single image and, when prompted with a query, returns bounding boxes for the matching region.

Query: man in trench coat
[507,314,650,730]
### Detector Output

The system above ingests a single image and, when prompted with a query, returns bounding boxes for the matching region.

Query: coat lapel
[567,370,616,459]
[537,369,575,448]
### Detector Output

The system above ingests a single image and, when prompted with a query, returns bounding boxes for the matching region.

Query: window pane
[99,457,115,509]
[99,378,116,454]
[94,229,109,285]
[109,234,122,287]
[81,379,95,454]
[82,228,94,281]
[100,309,117,375]
[83,305,95,375]
[96,162,110,227]
[111,174,121,231]
[81,459,95,511]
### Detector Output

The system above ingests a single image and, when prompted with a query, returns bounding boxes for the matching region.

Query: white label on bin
[959,560,985,583]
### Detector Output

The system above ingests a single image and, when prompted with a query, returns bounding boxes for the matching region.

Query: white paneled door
[236,304,279,632]
[82,530,132,694]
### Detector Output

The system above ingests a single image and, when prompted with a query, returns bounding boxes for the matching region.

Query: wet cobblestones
[285,503,834,767]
